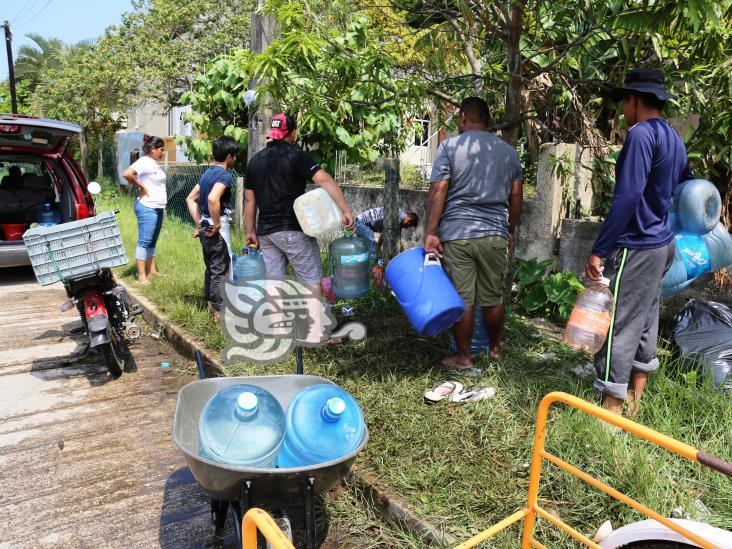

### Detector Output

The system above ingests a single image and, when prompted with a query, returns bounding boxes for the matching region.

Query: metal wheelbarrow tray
[173,374,369,547]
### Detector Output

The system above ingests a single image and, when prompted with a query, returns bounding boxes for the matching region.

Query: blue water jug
[199,384,285,467]
[673,179,721,235]
[330,231,370,298]
[661,222,732,297]
[385,247,465,336]
[38,203,61,227]
[233,246,266,281]
[449,307,490,354]
[277,384,365,468]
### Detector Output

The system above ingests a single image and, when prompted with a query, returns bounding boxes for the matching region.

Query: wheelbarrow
[454,391,732,549]
[172,350,368,548]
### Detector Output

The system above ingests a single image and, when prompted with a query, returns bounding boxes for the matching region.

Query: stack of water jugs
[662,179,732,297]
[198,383,365,468]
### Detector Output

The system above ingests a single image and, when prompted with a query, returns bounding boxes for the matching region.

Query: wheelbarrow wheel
[266,512,292,549]
[620,542,697,548]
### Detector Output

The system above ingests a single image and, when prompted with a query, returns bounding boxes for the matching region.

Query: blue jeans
[134,200,164,260]
[355,218,377,260]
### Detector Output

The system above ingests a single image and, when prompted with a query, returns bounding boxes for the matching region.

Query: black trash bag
[673,299,732,389]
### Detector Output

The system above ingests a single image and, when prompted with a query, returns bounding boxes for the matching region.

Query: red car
[0,114,95,268]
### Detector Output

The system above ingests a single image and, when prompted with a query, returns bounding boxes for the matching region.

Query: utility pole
[239,2,275,231]
[2,21,17,114]
[247,3,276,162]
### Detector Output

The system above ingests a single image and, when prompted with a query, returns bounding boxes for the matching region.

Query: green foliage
[32,41,132,136]
[182,0,425,169]
[515,258,584,322]
[98,0,257,108]
[399,163,429,189]
[549,151,576,204]
[14,34,65,92]
[591,148,621,217]
[0,80,33,115]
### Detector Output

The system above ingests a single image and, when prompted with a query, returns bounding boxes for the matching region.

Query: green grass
[100,189,732,547]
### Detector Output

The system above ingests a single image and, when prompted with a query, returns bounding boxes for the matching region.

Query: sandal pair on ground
[424,380,496,404]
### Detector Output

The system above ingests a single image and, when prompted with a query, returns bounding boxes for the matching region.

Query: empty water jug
[661,221,732,297]
[38,203,61,227]
[199,384,285,467]
[293,188,342,237]
[330,231,370,299]
[233,246,266,281]
[673,179,721,235]
[277,384,365,468]
[449,307,490,354]
[563,277,614,354]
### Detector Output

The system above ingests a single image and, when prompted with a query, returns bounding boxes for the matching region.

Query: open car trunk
[0,116,88,268]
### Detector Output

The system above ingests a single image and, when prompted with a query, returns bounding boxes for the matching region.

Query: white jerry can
[293,187,342,237]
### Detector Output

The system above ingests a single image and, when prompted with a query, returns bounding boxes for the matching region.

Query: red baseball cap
[267,113,296,140]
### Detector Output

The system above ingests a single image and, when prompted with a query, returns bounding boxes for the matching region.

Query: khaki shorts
[259,231,323,285]
[442,235,508,307]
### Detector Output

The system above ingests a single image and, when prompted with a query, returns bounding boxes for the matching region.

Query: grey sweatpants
[593,243,675,399]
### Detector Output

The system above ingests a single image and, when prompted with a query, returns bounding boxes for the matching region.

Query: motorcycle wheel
[99,328,125,377]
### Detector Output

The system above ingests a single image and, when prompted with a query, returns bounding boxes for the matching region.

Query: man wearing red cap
[244,113,354,295]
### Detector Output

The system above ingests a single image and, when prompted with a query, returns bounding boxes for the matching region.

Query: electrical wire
[15,0,54,30]
[11,0,39,25]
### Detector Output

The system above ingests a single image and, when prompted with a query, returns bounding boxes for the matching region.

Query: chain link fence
[162,162,242,226]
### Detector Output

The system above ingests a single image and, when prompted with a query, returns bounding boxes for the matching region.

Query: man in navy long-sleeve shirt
[585,68,692,416]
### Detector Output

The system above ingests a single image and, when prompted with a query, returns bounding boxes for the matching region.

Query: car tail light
[74,202,89,220]
[85,194,95,216]
[0,124,20,133]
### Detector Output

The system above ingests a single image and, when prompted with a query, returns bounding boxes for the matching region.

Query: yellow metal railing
[242,507,296,549]
[455,391,732,549]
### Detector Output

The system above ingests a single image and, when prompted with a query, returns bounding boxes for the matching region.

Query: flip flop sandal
[424,380,464,404]
[451,387,496,403]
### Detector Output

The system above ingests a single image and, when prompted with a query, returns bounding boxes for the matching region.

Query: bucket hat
[610,68,675,102]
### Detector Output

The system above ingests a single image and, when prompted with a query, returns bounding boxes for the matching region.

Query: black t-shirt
[244,140,321,235]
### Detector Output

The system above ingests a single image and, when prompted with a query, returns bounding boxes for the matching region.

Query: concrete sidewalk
[0,268,214,547]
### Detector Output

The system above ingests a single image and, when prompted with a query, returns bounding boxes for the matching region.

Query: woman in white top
[122,135,167,284]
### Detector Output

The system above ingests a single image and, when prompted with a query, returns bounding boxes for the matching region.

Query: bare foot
[623,398,640,418]
[136,278,151,285]
[441,355,473,370]
[489,343,503,361]
[149,271,163,277]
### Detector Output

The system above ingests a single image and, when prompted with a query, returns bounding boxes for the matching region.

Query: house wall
[127,103,168,138]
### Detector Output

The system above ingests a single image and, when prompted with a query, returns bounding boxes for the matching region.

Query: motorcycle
[58,182,142,376]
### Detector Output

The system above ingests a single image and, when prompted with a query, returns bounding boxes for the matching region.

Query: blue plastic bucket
[385,247,465,336]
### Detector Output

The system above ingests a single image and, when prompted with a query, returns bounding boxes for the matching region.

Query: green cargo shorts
[442,235,508,307]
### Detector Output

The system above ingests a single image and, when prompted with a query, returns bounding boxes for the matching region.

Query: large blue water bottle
[330,230,370,298]
[199,384,285,467]
[277,384,365,468]
[449,307,490,354]
[233,245,266,281]
[38,203,61,226]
